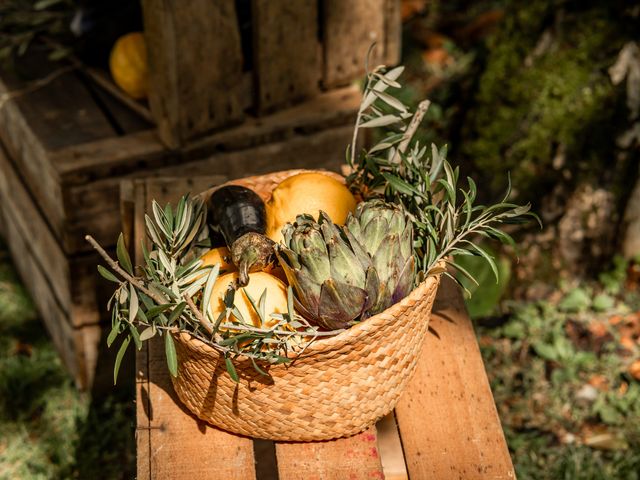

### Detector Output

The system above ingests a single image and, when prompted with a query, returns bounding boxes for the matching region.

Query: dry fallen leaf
[588,374,610,391]
[628,360,640,381]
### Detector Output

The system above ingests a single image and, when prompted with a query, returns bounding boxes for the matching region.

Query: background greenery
[0,240,134,480]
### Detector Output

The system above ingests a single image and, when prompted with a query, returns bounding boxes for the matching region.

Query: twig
[85,234,167,305]
[182,293,223,342]
[0,65,74,110]
[392,99,431,165]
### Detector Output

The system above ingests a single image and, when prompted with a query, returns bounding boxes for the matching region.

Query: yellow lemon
[266,172,357,242]
[200,246,236,272]
[208,272,288,329]
[109,32,149,100]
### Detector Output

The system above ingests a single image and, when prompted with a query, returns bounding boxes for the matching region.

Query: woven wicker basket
[170,170,442,441]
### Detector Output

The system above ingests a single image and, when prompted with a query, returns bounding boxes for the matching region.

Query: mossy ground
[0,240,134,480]
[477,259,640,479]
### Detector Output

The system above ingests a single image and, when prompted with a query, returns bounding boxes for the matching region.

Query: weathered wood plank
[0,86,358,258]
[275,427,384,480]
[252,0,320,113]
[81,70,153,135]
[142,0,245,147]
[0,143,108,331]
[376,413,408,480]
[322,0,386,88]
[130,179,256,480]
[395,277,516,479]
[61,122,355,254]
[0,179,100,388]
[0,53,116,150]
[384,0,402,66]
[0,71,69,243]
[0,143,71,312]
[55,86,360,182]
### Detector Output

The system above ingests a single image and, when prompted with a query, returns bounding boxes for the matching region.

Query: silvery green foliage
[346,62,540,291]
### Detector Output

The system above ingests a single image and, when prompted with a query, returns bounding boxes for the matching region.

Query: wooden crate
[0,55,363,388]
[0,0,400,389]
[127,179,514,478]
[141,0,401,146]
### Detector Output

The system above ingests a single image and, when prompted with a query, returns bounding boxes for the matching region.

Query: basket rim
[178,168,442,360]
[175,271,441,359]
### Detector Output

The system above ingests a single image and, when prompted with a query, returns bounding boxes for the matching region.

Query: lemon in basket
[265,172,356,243]
[200,246,236,272]
[208,271,288,329]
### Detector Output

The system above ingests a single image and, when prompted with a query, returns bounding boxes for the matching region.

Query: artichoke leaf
[363,266,381,312]
[327,237,367,287]
[392,255,416,304]
[372,233,402,285]
[318,279,367,330]
[361,215,388,255]
[343,228,372,271]
[299,246,331,283]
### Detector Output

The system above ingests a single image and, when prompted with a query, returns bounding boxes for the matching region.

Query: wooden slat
[395,276,516,479]
[322,0,386,88]
[0,53,116,150]
[81,70,153,135]
[142,0,245,147]
[383,0,402,66]
[0,143,71,313]
[376,413,408,480]
[0,175,100,388]
[60,122,356,254]
[252,0,320,113]
[129,178,256,480]
[55,86,360,181]
[275,427,384,479]
[0,143,108,331]
[0,86,358,257]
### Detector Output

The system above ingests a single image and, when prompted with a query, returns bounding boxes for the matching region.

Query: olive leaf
[347,62,541,287]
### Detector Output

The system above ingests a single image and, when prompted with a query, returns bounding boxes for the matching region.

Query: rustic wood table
[135,275,515,479]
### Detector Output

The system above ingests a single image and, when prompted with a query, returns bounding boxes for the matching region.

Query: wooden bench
[129,178,515,479]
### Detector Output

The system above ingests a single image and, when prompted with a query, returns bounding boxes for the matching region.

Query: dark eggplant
[208,185,275,286]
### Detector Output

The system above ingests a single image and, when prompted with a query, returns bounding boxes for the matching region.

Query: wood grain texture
[55,86,360,182]
[60,122,356,254]
[395,275,516,479]
[275,428,384,480]
[322,0,386,87]
[0,85,358,257]
[0,53,116,150]
[142,0,245,147]
[383,0,402,65]
[252,0,320,113]
[0,143,71,312]
[0,146,101,388]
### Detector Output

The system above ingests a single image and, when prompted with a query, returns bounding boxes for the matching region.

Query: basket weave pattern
[171,170,441,441]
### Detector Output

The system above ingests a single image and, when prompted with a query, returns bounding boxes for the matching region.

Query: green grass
[476,262,640,480]
[0,241,134,479]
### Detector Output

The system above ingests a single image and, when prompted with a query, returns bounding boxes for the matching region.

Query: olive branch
[87,196,341,384]
[346,61,541,292]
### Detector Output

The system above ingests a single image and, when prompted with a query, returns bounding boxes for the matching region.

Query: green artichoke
[276,200,415,330]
